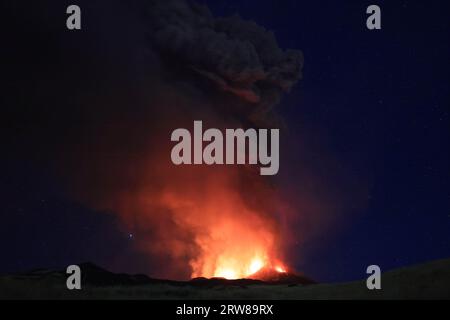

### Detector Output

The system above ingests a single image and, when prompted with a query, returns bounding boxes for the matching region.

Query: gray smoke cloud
[142,0,303,117]
[3,0,306,278]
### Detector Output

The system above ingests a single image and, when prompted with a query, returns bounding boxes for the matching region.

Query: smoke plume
[3,0,304,279]
[65,0,304,279]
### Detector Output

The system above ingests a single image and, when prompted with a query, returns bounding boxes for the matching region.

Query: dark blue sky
[1,0,448,282]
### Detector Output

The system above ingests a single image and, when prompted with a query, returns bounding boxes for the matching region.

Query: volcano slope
[0,258,449,299]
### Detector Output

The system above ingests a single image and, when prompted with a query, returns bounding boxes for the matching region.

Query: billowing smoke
[4,0,305,279]
[61,0,303,279]
[143,0,303,123]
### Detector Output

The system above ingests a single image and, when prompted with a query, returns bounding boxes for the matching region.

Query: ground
[1,258,449,299]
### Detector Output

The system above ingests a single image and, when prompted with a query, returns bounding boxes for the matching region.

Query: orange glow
[215,268,238,279]
[188,205,279,279]
[211,257,291,279]
[275,266,286,273]
[96,137,288,280]
[133,168,287,280]
[248,258,264,275]
[212,257,266,279]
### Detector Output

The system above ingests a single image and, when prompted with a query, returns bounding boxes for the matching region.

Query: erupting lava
[212,257,287,280]
[186,206,287,280]
[120,165,290,281]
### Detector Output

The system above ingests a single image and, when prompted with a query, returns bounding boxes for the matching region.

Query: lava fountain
[156,167,289,280]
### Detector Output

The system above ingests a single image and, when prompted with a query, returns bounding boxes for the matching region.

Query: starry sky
[1,0,449,282]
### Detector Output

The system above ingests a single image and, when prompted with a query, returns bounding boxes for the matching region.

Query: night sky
[1,0,449,282]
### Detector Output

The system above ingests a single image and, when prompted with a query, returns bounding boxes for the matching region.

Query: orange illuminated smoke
[188,212,283,280]
[109,147,288,280]
[157,171,286,280]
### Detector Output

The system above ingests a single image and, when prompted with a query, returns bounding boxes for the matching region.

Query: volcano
[246,266,316,285]
[2,259,450,299]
